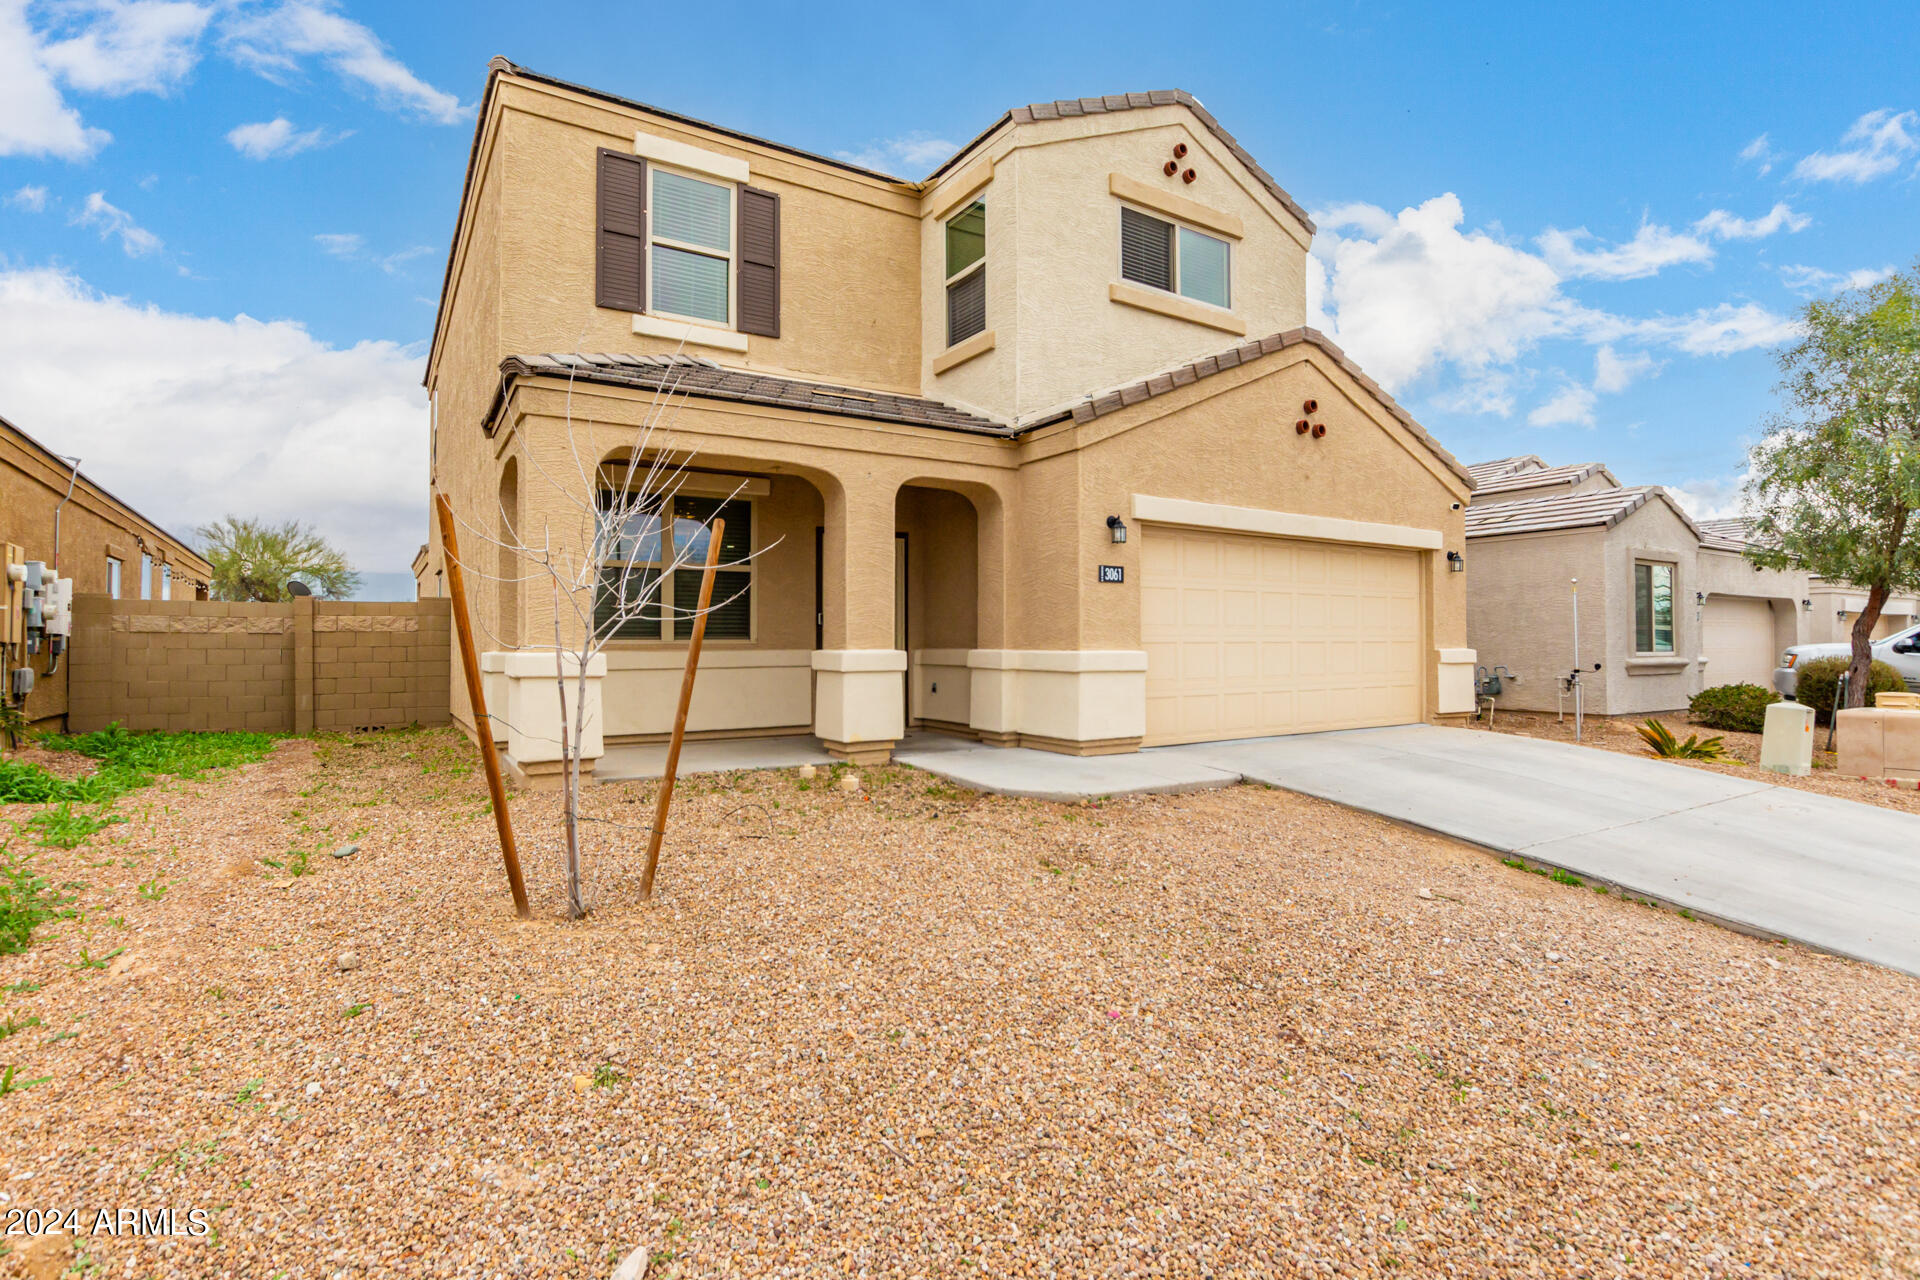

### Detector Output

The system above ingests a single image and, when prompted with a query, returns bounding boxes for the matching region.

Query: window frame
[595,492,756,644]
[943,197,987,349]
[1633,560,1676,654]
[160,563,172,601]
[1117,203,1232,310]
[139,553,152,600]
[106,556,122,600]
[647,164,737,328]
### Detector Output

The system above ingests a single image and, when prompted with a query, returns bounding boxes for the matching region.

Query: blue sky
[2,0,1916,597]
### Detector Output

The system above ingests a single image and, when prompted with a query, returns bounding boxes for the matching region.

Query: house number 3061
[1097,565,1124,584]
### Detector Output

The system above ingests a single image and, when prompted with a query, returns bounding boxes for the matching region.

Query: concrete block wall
[66,595,449,734]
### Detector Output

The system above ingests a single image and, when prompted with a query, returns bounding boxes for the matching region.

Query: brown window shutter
[736,184,780,337]
[596,148,646,312]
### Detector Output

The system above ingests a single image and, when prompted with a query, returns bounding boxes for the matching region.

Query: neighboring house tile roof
[1464,486,1702,540]
[1465,455,1543,485]
[1470,461,1617,497]
[493,354,1013,436]
[1695,516,1752,552]
[1035,327,1474,487]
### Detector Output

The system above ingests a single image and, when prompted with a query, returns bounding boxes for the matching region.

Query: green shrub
[1688,683,1779,734]
[1635,719,1733,761]
[1791,656,1906,718]
[0,842,76,954]
[39,725,275,778]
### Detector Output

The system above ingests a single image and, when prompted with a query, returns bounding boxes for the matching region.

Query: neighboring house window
[139,553,152,600]
[160,563,172,600]
[1634,562,1675,653]
[106,557,122,600]
[944,198,986,346]
[650,168,733,325]
[596,495,752,640]
[1120,206,1230,308]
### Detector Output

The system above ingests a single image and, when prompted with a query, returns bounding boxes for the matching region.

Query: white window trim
[160,562,172,601]
[601,496,758,646]
[1634,560,1677,655]
[647,163,736,330]
[943,197,987,350]
[106,556,122,600]
[139,553,152,600]
[1116,202,1233,311]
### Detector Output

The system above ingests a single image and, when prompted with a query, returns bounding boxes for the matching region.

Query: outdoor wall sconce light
[1106,516,1128,544]
[1696,591,1706,605]
[1802,599,1813,610]
[1447,551,1465,572]
[1838,609,1849,620]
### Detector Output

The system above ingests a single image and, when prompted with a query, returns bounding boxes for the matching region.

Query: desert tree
[197,516,361,601]
[1746,262,1920,707]
[446,356,758,918]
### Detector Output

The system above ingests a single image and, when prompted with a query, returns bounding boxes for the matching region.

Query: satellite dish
[286,580,313,597]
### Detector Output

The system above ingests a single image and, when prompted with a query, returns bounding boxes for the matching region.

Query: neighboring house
[1465,455,1813,714]
[1,412,211,729]
[422,60,1477,779]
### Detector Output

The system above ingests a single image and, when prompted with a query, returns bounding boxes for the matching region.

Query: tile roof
[1035,327,1473,487]
[1465,455,1543,485]
[1470,461,1616,497]
[494,354,1011,436]
[1695,516,1752,552]
[1464,486,1701,540]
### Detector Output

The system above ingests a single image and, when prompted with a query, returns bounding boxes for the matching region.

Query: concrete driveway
[900,724,1920,977]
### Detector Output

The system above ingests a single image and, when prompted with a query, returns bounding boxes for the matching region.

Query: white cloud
[1667,473,1748,522]
[1528,382,1597,428]
[6,184,50,212]
[834,132,960,174]
[0,266,426,568]
[1593,344,1658,394]
[73,191,161,256]
[37,0,211,96]
[1635,302,1801,356]
[1536,221,1714,280]
[314,231,363,257]
[1779,263,1897,295]
[226,115,343,159]
[220,0,465,124]
[1738,133,1781,176]
[1792,108,1919,183]
[1310,194,1581,388]
[1691,202,1809,240]
[0,0,111,157]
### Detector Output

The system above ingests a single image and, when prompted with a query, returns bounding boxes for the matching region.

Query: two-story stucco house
[420,59,1479,780]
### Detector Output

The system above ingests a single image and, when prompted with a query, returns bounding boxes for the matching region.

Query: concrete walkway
[596,735,832,782]
[901,724,1920,977]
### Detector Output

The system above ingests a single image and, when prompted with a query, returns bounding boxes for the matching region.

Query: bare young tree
[447,355,760,917]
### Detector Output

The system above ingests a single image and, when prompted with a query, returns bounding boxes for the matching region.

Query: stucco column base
[483,650,606,787]
[812,650,906,764]
[503,754,598,791]
[975,728,1020,748]
[966,650,1149,752]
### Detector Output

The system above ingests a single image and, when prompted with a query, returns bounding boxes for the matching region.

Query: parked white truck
[1773,623,1920,698]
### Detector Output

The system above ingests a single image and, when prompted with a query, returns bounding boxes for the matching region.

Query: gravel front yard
[3,727,1917,1278]
[1468,707,1920,816]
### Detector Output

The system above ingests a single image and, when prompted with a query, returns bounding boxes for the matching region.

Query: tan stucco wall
[2,424,211,728]
[1465,529,1609,714]
[922,106,1311,424]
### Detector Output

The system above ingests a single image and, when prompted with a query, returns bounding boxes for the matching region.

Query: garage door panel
[1701,596,1777,689]
[1143,525,1424,746]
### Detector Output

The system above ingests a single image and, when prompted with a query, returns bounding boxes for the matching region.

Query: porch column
[814,477,904,763]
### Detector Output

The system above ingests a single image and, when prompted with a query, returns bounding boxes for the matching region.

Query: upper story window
[1634,561,1675,653]
[106,556,122,600]
[160,563,172,600]
[139,553,152,600]
[651,169,733,325]
[944,198,986,346]
[1120,206,1230,309]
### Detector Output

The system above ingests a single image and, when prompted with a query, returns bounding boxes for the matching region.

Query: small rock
[336,951,361,972]
[305,1082,322,1098]
[1417,888,1434,900]
[329,842,360,859]
[571,1074,591,1094]
[797,764,817,780]
[838,772,862,793]
[1546,950,1566,963]
[1765,958,1782,970]
[609,1245,651,1280]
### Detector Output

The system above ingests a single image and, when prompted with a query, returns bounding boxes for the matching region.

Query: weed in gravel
[592,1063,625,1088]
[21,803,127,850]
[137,878,169,901]
[343,1002,371,1019]
[259,848,312,877]
[0,1063,51,1096]
[68,946,123,973]
[0,1013,41,1039]
[0,842,78,954]
[1550,868,1584,888]
[5,980,39,995]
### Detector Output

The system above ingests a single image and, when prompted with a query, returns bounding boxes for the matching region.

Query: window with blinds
[944,198,987,346]
[1120,206,1230,308]
[650,169,732,324]
[595,493,753,641]
[1634,562,1675,653]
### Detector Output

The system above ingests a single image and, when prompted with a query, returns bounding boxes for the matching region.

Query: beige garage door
[1701,596,1777,689]
[1142,526,1423,746]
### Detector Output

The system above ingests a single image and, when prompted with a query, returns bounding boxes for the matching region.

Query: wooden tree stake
[640,518,724,901]
[435,493,532,919]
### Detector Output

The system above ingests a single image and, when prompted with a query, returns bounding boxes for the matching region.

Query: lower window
[1634,562,1674,653]
[596,494,752,640]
